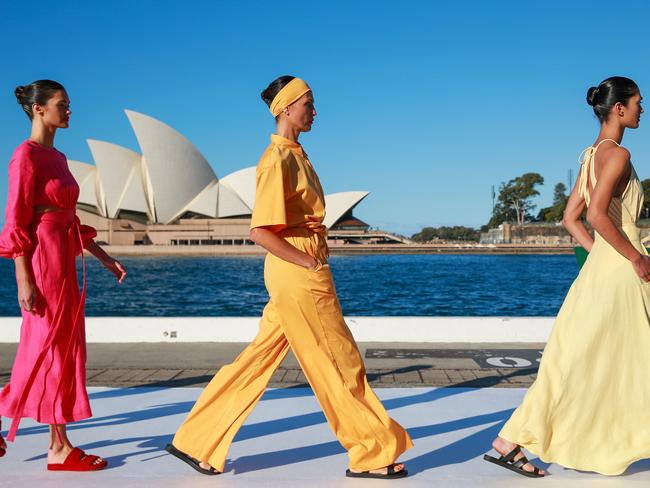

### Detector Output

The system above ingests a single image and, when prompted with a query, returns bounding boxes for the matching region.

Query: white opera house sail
[66,110,376,246]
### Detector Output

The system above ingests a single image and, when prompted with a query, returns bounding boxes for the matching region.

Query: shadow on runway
[24,433,173,469]
[14,400,196,438]
[87,378,317,399]
[10,366,595,476]
[229,367,544,475]
[625,459,650,476]
[229,408,517,474]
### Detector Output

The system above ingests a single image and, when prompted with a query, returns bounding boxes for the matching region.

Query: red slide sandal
[47,447,108,471]
[0,422,6,457]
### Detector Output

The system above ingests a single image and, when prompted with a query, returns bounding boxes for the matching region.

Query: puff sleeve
[0,152,35,259]
[70,218,97,256]
[250,157,288,233]
[79,225,97,248]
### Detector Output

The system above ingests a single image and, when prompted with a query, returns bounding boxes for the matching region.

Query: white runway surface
[1,387,649,487]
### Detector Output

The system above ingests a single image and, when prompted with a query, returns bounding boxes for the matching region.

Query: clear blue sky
[1,0,649,235]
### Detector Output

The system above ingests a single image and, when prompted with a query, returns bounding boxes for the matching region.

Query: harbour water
[0,254,578,317]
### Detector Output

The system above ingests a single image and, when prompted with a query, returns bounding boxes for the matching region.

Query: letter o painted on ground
[486,356,532,368]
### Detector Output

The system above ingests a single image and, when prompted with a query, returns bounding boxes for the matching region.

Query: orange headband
[269,78,311,117]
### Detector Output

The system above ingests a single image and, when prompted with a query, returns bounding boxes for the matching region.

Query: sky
[1,0,649,236]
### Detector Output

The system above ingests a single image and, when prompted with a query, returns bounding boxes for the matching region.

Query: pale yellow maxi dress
[499,139,650,475]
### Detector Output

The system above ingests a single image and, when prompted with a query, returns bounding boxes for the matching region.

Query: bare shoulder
[600,142,630,162]
[597,143,630,174]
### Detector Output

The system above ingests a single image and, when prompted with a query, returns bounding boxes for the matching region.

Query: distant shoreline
[97,244,576,256]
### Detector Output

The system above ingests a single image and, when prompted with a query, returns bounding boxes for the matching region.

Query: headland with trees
[410,172,650,246]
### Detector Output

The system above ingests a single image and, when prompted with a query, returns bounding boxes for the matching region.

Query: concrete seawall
[97,244,575,256]
[0,316,554,343]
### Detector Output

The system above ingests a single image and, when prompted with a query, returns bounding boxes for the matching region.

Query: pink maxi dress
[0,140,96,441]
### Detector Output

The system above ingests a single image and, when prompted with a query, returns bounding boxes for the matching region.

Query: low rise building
[480,221,650,245]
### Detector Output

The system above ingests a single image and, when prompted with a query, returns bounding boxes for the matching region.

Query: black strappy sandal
[346,463,408,479]
[483,446,544,478]
[165,443,220,476]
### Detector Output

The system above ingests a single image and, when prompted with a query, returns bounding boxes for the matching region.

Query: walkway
[3,386,649,487]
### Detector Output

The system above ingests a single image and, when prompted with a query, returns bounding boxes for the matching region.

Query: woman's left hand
[103,258,127,284]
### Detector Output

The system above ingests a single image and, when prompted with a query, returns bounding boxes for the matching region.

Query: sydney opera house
[68,110,398,249]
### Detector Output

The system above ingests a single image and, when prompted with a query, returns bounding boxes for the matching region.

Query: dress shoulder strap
[576,139,621,204]
[594,138,620,149]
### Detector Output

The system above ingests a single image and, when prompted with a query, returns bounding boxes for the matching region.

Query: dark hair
[260,75,295,108]
[14,79,65,120]
[587,76,639,122]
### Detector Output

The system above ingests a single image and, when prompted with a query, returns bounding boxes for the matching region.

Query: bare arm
[586,147,650,281]
[85,239,112,263]
[250,227,319,269]
[561,173,594,251]
[85,240,127,283]
[14,255,36,312]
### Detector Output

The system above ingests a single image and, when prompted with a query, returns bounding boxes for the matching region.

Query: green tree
[488,172,544,227]
[487,203,514,228]
[537,182,568,222]
[642,179,650,219]
[411,226,480,242]
[412,227,436,242]
[553,182,568,206]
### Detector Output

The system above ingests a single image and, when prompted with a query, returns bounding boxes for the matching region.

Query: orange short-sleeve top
[251,134,326,236]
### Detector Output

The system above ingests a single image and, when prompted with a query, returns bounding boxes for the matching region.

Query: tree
[537,182,568,222]
[552,182,568,206]
[488,172,544,227]
[411,226,480,242]
[642,179,650,219]
[412,227,436,242]
[487,202,515,228]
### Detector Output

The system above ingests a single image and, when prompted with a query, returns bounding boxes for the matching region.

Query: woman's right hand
[632,254,650,282]
[249,227,323,271]
[303,254,320,270]
[17,277,37,313]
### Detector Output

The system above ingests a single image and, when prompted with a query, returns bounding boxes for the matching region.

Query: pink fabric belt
[7,209,89,441]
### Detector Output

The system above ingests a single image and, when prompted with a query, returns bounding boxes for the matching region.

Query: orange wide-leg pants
[172,232,413,472]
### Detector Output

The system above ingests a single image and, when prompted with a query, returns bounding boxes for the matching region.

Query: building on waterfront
[68,110,404,247]
[480,221,650,245]
[480,223,575,245]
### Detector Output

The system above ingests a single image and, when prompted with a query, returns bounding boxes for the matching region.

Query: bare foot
[492,437,545,475]
[48,444,73,464]
[48,446,105,467]
[349,462,406,475]
[199,461,216,470]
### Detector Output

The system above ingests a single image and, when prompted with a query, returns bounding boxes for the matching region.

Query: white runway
[1,387,648,487]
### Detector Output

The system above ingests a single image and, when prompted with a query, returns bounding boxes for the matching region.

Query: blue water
[0,254,578,317]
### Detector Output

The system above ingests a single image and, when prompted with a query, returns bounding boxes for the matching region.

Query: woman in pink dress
[0,80,126,471]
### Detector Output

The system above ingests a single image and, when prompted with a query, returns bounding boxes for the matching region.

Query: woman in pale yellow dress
[484,76,650,477]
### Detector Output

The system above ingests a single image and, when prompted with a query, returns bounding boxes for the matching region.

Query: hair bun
[14,85,25,104]
[587,86,599,106]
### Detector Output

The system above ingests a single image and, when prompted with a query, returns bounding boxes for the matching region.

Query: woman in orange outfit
[166,76,412,479]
